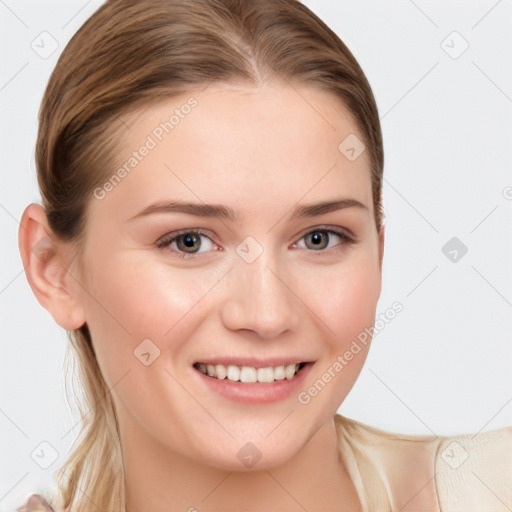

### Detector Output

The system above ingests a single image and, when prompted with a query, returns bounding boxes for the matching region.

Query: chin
[204,442,300,473]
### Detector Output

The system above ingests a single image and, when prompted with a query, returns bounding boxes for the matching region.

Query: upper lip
[194,358,314,369]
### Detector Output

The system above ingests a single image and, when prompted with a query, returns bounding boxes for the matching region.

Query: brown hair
[35,1,384,510]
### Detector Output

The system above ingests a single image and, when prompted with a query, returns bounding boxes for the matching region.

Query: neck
[120,413,361,512]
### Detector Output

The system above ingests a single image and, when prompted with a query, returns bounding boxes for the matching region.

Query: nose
[219,251,301,339]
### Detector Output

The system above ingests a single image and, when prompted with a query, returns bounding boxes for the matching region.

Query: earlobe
[18,203,86,331]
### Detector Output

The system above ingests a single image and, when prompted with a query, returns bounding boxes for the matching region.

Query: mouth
[193,361,309,383]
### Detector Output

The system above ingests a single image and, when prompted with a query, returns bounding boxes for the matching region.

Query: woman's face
[72,82,384,470]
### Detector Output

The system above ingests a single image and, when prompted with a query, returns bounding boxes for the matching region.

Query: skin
[19,82,384,511]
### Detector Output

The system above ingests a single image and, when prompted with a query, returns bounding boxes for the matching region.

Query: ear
[18,203,86,330]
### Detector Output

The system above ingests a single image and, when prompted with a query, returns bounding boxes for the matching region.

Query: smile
[194,362,306,383]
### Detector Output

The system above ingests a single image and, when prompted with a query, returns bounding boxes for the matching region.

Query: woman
[17,0,512,511]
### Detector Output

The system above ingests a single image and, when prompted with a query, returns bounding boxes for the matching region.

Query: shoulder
[17,493,63,512]
[435,425,512,510]
[334,414,512,511]
[335,413,441,510]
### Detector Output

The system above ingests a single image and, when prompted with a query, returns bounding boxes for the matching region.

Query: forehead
[90,82,373,224]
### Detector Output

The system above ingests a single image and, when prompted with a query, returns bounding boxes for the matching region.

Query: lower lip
[193,363,314,404]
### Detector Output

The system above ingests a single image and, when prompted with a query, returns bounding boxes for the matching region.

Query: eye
[155,229,218,259]
[155,226,356,259]
[292,227,355,252]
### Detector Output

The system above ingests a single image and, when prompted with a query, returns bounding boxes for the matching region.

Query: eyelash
[155,226,356,260]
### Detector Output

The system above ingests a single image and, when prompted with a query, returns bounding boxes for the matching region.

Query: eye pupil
[306,231,328,250]
[178,233,201,252]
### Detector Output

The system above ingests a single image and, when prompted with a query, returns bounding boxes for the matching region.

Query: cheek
[80,253,226,383]
[296,255,380,407]
[294,251,380,347]
[79,255,227,439]
[291,253,380,416]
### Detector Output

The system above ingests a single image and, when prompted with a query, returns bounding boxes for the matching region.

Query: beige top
[335,414,512,511]
[17,413,512,512]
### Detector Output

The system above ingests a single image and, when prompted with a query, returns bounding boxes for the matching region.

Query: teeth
[273,365,286,380]
[285,364,297,379]
[227,365,240,381]
[257,367,274,383]
[240,366,257,383]
[215,364,227,380]
[196,362,302,382]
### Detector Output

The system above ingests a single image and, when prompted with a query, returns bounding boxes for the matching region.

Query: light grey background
[1,0,511,509]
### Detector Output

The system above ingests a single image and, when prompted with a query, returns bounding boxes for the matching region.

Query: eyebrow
[128,198,368,222]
